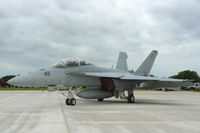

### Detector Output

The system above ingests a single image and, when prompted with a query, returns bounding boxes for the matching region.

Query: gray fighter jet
[8,50,191,105]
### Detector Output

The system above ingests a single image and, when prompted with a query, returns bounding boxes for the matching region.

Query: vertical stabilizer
[116,52,128,71]
[135,50,158,76]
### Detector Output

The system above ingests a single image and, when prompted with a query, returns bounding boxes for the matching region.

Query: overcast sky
[0,0,200,77]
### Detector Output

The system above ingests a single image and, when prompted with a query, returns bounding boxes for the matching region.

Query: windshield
[51,58,90,68]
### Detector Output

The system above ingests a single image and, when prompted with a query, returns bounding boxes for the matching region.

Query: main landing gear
[128,94,135,103]
[114,90,135,103]
[61,87,80,106]
[127,90,135,103]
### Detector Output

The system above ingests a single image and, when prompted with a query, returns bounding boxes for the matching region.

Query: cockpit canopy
[51,58,90,68]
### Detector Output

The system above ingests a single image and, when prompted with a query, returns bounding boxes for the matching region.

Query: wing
[68,72,125,79]
[68,71,188,82]
[121,75,186,82]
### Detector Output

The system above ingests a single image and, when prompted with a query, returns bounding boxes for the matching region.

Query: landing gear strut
[61,87,80,106]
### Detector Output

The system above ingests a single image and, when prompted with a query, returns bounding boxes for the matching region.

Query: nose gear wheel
[61,87,80,106]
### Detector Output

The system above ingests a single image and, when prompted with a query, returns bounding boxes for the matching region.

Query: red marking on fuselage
[108,83,112,90]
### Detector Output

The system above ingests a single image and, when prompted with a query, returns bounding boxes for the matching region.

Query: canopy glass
[51,58,90,68]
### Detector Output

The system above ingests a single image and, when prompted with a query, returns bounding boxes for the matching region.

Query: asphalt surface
[0,91,200,133]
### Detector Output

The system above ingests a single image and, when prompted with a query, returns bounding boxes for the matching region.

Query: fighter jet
[8,50,191,105]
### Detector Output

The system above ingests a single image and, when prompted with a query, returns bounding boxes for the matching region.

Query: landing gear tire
[70,98,76,106]
[66,98,70,105]
[131,95,135,103]
[128,95,135,103]
[66,98,76,105]
[97,98,104,102]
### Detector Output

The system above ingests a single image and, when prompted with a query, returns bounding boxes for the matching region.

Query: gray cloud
[0,0,200,77]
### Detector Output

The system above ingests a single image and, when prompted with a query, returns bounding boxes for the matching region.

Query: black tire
[128,95,135,103]
[97,98,104,102]
[66,98,70,105]
[131,95,135,103]
[128,96,131,103]
[70,98,76,106]
[190,87,195,91]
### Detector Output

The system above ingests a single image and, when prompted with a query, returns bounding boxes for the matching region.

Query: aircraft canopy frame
[51,58,89,68]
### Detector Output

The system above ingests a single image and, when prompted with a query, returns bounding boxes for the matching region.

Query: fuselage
[8,64,129,88]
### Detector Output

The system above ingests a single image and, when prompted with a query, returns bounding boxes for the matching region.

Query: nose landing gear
[61,87,80,106]
[66,98,76,105]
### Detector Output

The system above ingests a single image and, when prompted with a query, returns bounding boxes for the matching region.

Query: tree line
[0,75,15,87]
[169,70,200,82]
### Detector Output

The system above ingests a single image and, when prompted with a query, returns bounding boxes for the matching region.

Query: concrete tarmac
[0,91,200,133]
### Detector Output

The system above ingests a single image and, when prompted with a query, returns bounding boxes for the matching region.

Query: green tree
[170,70,200,82]
[1,75,16,83]
[129,69,134,74]
[150,74,155,77]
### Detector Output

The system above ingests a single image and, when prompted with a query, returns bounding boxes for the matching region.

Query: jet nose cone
[7,75,33,87]
[7,78,15,85]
